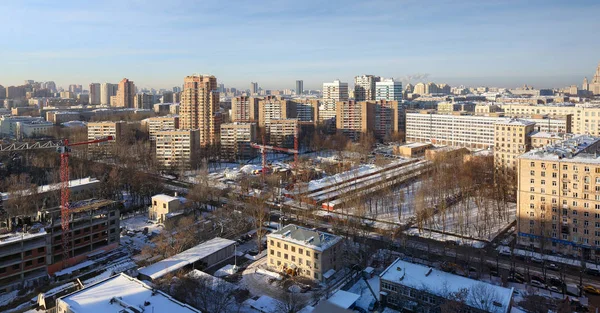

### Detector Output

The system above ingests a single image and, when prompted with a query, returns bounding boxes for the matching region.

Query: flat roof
[519,134,600,163]
[58,273,201,313]
[380,259,513,313]
[327,290,360,309]
[401,142,432,149]
[152,194,179,203]
[138,237,235,280]
[268,224,341,252]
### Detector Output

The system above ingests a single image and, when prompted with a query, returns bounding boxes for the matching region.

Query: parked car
[530,275,545,284]
[530,280,545,288]
[583,285,600,295]
[546,263,560,271]
[549,277,565,288]
[499,248,512,256]
[548,286,561,293]
[531,256,543,263]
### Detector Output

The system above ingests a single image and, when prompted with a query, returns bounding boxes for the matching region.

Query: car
[531,256,544,263]
[499,248,512,256]
[583,285,600,295]
[586,268,600,276]
[530,280,545,288]
[549,277,565,288]
[548,286,561,293]
[546,263,560,271]
[530,275,545,284]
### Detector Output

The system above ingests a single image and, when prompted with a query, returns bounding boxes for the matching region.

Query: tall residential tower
[180,74,221,146]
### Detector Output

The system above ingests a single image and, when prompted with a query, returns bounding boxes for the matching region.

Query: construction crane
[250,141,298,178]
[0,136,113,268]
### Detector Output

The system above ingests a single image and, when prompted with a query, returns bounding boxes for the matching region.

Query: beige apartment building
[336,100,403,141]
[503,104,600,135]
[220,122,257,161]
[258,96,295,128]
[149,194,182,223]
[267,224,342,281]
[141,116,180,141]
[475,104,501,115]
[114,78,135,108]
[517,135,600,260]
[155,129,200,169]
[134,93,154,110]
[180,75,220,146]
[494,119,535,171]
[530,132,565,148]
[231,96,259,122]
[87,121,125,156]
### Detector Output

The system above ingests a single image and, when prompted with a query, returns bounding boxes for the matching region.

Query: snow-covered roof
[138,237,235,280]
[268,224,341,252]
[327,290,360,309]
[186,269,236,292]
[529,131,564,139]
[519,134,600,163]
[380,259,513,313]
[0,227,46,247]
[494,117,535,126]
[1,177,100,201]
[401,142,432,149]
[251,295,283,313]
[152,194,179,203]
[58,273,201,313]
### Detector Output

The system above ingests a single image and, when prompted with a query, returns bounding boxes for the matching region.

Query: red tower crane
[0,136,113,267]
[250,142,298,178]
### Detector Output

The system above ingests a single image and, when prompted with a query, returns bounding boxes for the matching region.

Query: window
[306,261,311,267]
[277,251,281,257]
[277,242,280,248]
[314,273,319,280]
[270,240,274,246]
[284,244,288,250]
[163,203,166,208]
[291,246,295,252]
[38,247,44,253]
[291,256,295,262]
[25,260,32,266]
[25,250,32,256]
[314,253,319,260]
[306,250,311,257]
[270,249,274,255]
[38,257,44,264]
[284,254,288,260]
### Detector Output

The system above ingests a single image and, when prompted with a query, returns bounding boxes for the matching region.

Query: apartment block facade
[375,79,402,101]
[494,119,535,171]
[322,80,349,121]
[267,224,342,282]
[231,96,259,122]
[114,78,136,108]
[258,96,295,128]
[336,100,403,141]
[0,228,50,293]
[141,116,180,141]
[87,121,125,157]
[503,104,599,135]
[180,75,220,146]
[266,119,298,148]
[155,129,200,169]
[354,75,380,101]
[406,112,569,149]
[220,122,257,161]
[517,135,600,260]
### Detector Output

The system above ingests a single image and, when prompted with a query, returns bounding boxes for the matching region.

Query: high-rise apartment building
[266,119,298,148]
[354,75,380,101]
[517,135,600,260]
[494,119,535,172]
[296,80,304,95]
[68,84,82,94]
[231,96,259,122]
[162,91,174,103]
[321,80,348,121]
[155,129,200,169]
[220,122,257,161]
[258,96,295,128]
[114,78,136,108]
[336,100,403,141]
[0,85,5,100]
[134,93,154,110]
[293,99,320,124]
[375,79,403,101]
[180,74,220,146]
[100,83,118,105]
[89,83,101,105]
[250,82,258,95]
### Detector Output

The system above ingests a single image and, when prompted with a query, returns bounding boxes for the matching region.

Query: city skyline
[1,0,599,90]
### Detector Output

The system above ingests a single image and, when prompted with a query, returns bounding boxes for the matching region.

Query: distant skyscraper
[375,79,403,101]
[162,91,174,103]
[296,80,304,95]
[115,78,136,108]
[250,82,258,95]
[43,81,57,93]
[0,85,5,100]
[89,83,101,105]
[101,83,118,105]
[173,86,181,93]
[582,62,600,95]
[321,80,349,121]
[69,84,83,94]
[354,75,380,101]
[181,74,221,146]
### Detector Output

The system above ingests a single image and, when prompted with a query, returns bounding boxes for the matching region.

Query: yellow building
[267,224,342,281]
[517,135,600,260]
[149,194,182,223]
[494,119,535,171]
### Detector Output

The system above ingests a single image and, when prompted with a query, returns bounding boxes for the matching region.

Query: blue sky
[1,0,599,90]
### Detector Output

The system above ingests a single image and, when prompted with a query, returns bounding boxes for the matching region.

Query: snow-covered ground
[347,276,380,311]
[496,245,600,270]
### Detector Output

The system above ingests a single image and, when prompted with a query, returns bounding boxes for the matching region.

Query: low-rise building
[267,224,342,281]
[380,258,513,313]
[424,146,470,162]
[56,273,201,313]
[393,142,433,158]
[15,120,54,139]
[149,194,183,223]
[530,132,565,148]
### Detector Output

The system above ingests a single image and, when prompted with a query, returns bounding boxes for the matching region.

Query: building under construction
[37,199,120,274]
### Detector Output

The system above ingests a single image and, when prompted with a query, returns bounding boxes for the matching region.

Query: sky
[1,0,599,91]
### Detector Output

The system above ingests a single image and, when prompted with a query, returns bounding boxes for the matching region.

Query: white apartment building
[155,129,200,169]
[375,79,403,101]
[87,121,125,156]
[0,116,46,137]
[220,122,257,161]
[354,75,380,101]
[141,116,180,141]
[321,80,348,121]
[405,112,569,149]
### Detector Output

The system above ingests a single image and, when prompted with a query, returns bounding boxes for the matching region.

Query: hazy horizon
[1,0,599,91]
